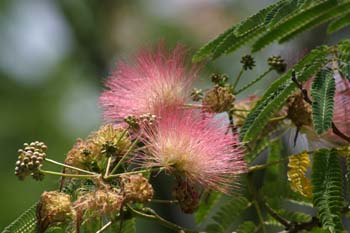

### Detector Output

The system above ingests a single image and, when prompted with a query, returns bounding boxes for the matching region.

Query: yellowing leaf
[287,151,312,198]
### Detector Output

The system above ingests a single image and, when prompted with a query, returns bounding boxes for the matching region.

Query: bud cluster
[211,73,228,86]
[172,180,200,214]
[15,141,47,181]
[120,173,154,203]
[240,55,256,70]
[202,85,235,113]
[268,55,287,73]
[124,113,157,130]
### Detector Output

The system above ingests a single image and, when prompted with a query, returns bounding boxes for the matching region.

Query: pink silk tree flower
[138,108,247,194]
[99,43,199,123]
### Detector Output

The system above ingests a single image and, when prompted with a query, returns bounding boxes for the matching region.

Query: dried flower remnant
[120,173,154,203]
[190,88,203,102]
[286,92,313,129]
[15,141,47,181]
[100,43,199,122]
[140,109,247,193]
[64,138,99,171]
[74,189,123,218]
[37,191,74,232]
[173,179,200,214]
[202,85,235,113]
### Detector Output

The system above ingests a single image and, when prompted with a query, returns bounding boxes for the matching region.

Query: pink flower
[100,43,199,122]
[138,108,247,193]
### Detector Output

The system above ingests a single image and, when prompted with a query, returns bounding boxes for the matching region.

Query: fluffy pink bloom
[138,109,247,193]
[99,43,198,122]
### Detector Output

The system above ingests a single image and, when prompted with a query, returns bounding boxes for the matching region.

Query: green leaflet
[337,39,350,78]
[252,1,335,52]
[312,149,344,232]
[1,203,37,233]
[205,196,250,233]
[327,13,350,34]
[311,68,336,135]
[240,46,329,142]
[195,191,221,225]
[234,0,286,35]
[236,221,256,233]
[110,218,136,233]
[279,2,350,43]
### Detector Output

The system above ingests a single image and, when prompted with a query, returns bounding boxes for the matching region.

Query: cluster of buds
[286,92,312,129]
[124,113,157,130]
[93,124,131,158]
[15,141,47,181]
[210,73,228,86]
[268,55,287,73]
[120,173,154,203]
[37,191,75,232]
[191,88,203,102]
[202,85,235,113]
[240,55,256,70]
[172,179,200,214]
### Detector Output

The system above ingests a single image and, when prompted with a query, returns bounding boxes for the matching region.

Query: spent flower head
[139,108,247,193]
[37,191,74,232]
[120,173,154,203]
[100,43,199,122]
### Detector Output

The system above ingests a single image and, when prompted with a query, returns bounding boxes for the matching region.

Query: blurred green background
[0,0,348,231]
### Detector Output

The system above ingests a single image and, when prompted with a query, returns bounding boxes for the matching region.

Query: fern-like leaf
[195,191,221,225]
[2,203,37,233]
[236,221,256,233]
[337,39,350,78]
[311,68,336,135]
[240,46,329,142]
[279,2,350,43]
[312,149,344,232]
[287,151,312,198]
[327,13,350,34]
[252,1,336,52]
[205,196,250,233]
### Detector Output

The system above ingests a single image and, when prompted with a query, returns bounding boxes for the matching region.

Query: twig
[96,221,112,233]
[233,67,245,91]
[109,139,139,175]
[150,199,179,204]
[127,205,200,233]
[262,201,290,227]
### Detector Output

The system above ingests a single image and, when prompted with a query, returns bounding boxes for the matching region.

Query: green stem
[127,205,199,233]
[39,169,98,179]
[105,157,112,177]
[110,139,139,175]
[96,221,112,233]
[247,174,267,233]
[249,157,288,173]
[150,199,179,204]
[269,115,287,122]
[44,158,97,175]
[232,67,245,91]
[106,167,164,180]
[235,68,272,95]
